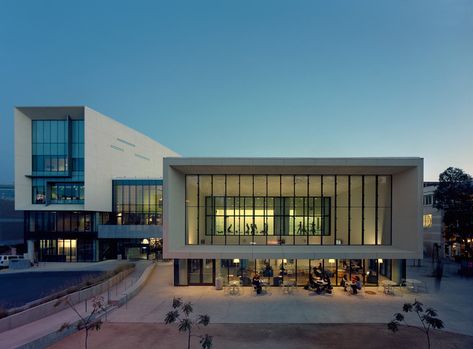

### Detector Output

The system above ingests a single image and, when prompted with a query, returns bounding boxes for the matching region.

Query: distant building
[422,182,443,257]
[0,184,24,251]
[15,106,178,262]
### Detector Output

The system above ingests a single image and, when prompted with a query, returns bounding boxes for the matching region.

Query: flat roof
[164,157,423,175]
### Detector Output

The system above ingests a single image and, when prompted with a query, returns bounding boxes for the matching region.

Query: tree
[388,300,444,349]
[433,167,473,256]
[164,297,213,349]
[56,296,106,349]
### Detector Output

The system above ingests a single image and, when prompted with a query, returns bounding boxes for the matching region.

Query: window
[423,214,432,228]
[31,119,85,204]
[112,180,163,225]
[423,194,433,206]
[185,174,392,246]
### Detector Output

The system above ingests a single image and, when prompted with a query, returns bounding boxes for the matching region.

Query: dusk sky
[1,0,472,183]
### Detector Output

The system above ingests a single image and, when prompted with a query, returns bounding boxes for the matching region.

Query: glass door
[188,259,215,285]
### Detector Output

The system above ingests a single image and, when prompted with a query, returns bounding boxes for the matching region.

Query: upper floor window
[423,194,433,206]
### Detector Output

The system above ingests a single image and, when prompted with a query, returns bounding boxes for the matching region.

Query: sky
[0,0,472,183]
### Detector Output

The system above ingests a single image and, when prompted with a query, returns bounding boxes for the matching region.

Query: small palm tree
[164,297,212,349]
[388,299,444,349]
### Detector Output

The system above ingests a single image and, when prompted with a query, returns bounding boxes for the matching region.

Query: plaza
[46,258,473,349]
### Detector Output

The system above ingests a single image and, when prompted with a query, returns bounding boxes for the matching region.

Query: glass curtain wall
[217,258,392,286]
[186,175,391,246]
[112,180,163,225]
[32,119,84,204]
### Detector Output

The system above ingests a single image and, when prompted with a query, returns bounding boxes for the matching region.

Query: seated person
[340,274,349,291]
[308,273,317,289]
[350,276,362,294]
[322,275,333,293]
[252,273,262,294]
[263,264,273,277]
[313,265,323,279]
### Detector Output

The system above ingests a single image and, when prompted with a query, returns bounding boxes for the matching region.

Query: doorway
[187,259,215,285]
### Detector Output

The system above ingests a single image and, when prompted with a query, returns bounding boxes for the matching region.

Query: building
[422,182,443,258]
[14,106,178,262]
[164,157,423,287]
[0,184,24,253]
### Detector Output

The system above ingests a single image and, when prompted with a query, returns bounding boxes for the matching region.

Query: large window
[186,175,392,246]
[111,180,163,225]
[28,211,94,233]
[31,119,84,204]
[205,196,330,237]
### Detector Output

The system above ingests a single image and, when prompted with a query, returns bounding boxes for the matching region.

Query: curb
[14,262,157,349]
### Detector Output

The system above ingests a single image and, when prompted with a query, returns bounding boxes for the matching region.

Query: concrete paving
[49,322,473,349]
[109,260,473,336]
[0,260,152,349]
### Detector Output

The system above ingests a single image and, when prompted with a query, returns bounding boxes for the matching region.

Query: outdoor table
[382,280,397,295]
[260,280,269,293]
[229,280,240,295]
[405,279,425,293]
[281,281,295,294]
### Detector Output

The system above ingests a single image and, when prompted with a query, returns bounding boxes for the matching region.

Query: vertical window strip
[321,175,324,245]
[362,175,365,245]
[348,175,351,245]
[375,175,379,245]
[334,175,337,245]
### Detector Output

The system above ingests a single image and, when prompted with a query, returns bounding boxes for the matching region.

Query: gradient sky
[1,0,472,183]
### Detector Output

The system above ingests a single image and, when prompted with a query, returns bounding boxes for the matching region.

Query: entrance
[188,259,215,285]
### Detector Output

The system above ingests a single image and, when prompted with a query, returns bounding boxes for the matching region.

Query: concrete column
[391,259,405,284]
[27,240,35,262]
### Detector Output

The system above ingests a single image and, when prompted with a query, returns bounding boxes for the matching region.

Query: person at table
[252,273,262,294]
[313,264,323,279]
[340,274,349,291]
[350,275,362,294]
[323,274,333,294]
[308,272,317,289]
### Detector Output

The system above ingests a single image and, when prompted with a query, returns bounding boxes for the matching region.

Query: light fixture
[233,259,240,264]
[378,258,383,264]
[328,259,335,264]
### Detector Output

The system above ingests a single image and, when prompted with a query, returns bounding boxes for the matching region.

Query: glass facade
[27,211,95,234]
[110,180,163,225]
[217,258,393,287]
[31,119,84,204]
[186,175,392,246]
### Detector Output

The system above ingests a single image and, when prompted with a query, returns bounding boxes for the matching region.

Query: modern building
[164,157,423,287]
[0,184,24,253]
[14,106,178,262]
[422,182,443,258]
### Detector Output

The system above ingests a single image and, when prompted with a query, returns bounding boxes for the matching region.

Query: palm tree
[164,297,212,349]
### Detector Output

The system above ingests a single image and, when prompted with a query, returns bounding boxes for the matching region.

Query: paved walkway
[109,260,473,335]
[50,322,473,349]
[0,260,152,349]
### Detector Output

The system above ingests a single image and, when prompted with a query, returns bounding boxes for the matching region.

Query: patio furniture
[281,280,296,294]
[382,280,397,295]
[405,279,427,293]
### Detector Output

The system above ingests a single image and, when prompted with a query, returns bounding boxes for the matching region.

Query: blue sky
[1,0,472,183]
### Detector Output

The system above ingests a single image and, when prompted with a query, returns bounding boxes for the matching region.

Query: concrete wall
[84,107,178,212]
[164,157,424,260]
[0,267,133,333]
